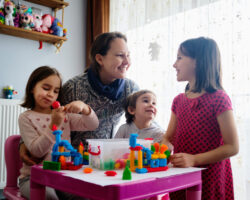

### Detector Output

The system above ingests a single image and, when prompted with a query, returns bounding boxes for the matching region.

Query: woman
[20,32,139,164]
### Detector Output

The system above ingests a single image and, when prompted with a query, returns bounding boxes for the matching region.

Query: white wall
[0,0,87,100]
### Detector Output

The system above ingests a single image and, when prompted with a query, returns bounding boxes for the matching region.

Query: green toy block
[43,161,61,171]
[165,150,171,158]
[83,154,89,160]
[122,166,132,180]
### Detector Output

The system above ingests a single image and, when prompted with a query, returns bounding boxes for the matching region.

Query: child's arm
[65,100,99,131]
[171,110,239,167]
[19,113,56,158]
[162,111,177,152]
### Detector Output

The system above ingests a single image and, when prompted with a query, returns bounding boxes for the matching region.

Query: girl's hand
[50,106,65,129]
[170,153,196,167]
[64,100,91,115]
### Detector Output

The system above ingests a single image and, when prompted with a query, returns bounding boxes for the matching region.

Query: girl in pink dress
[162,37,239,200]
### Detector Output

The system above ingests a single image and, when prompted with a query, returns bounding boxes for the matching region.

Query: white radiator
[0,98,26,189]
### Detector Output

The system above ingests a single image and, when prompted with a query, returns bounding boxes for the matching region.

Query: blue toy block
[129,133,138,148]
[135,168,148,174]
[159,158,167,167]
[150,159,159,168]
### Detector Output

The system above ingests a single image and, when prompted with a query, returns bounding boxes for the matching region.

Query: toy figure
[41,14,54,33]
[50,17,63,37]
[4,0,14,26]
[0,8,4,24]
[20,13,33,30]
[32,13,42,32]
[63,28,67,37]
[3,86,17,99]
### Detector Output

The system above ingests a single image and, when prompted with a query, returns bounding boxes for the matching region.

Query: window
[110,0,250,199]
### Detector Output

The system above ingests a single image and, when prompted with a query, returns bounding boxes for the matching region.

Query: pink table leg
[30,179,46,200]
[186,184,202,200]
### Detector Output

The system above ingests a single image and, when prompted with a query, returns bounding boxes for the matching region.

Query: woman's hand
[19,142,44,166]
[170,153,196,167]
[64,100,91,115]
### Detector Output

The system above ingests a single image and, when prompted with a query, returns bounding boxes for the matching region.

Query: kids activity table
[30,165,203,200]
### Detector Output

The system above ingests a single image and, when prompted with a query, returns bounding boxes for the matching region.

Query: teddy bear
[4,0,14,26]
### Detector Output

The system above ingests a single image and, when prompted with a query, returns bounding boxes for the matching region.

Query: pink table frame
[30,165,202,200]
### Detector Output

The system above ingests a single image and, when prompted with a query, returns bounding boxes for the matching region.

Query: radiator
[0,99,26,189]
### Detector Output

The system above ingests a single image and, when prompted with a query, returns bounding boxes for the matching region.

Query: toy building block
[83,167,93,173]
[43,161,61,171]
[52,101,60,109]
[105,171,117,176]
[122,166,132,180]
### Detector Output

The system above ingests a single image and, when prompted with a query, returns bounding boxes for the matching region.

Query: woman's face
[97,38,130,84]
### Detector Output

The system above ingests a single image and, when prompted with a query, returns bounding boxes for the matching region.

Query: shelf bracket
[54,40,64,53]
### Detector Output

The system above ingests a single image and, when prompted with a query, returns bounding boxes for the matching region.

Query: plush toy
[4,0,14,26]
[0,8,4,24]
[14,4,32,27]
[50,17,63,37]
[41,14,54,33]
[20,13,33,30]
[32,13,42,32]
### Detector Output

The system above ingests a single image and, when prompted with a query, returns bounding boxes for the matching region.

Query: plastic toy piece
[105,171,117,176]
[52,101,60,109]
[122,166,132,180]
[88,144,101,155]
[129,134,169,174]
[43,161,61,171]
[51,125,83,169]
[78,142,84,156]
[83,167,93,173]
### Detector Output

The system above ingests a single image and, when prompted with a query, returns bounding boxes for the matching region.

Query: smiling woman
[60,32,139,149]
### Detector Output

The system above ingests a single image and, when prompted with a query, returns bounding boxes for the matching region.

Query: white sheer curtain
[110,0,250,199]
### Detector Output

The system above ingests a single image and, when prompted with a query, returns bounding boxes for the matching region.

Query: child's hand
[50,106,65,129]
[64,100,91,115]
[170,153,196,167]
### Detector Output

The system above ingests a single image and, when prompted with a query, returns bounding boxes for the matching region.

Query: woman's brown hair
[88,32,127,75]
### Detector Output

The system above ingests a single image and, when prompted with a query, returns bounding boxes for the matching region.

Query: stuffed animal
[4,0,14,26]
[33,13,42,32]
[20,13,33,30]
[50,17,63,37]
[0,8,4,24]
[41,14,54,33]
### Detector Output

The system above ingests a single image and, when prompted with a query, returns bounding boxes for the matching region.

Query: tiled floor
[0,189,6,200]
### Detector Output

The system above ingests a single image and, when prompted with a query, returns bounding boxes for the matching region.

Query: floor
[0,189,6,200]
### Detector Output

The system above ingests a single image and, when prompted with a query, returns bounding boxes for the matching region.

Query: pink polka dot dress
[170,90,234,200]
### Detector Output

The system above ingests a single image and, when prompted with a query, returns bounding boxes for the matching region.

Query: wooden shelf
[25,0,69,9]
[0,24,67,44]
